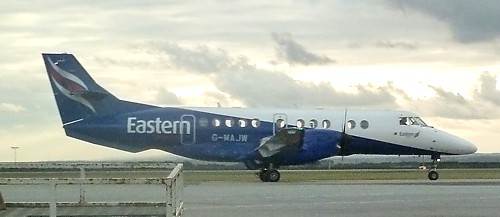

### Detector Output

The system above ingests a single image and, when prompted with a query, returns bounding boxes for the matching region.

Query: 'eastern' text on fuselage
[127,117,192,134]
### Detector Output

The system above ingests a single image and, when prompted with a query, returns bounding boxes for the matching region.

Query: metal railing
[166,163,184,217]
[0,163,184,217]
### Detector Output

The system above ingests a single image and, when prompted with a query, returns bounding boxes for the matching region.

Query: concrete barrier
[0,191,6,210]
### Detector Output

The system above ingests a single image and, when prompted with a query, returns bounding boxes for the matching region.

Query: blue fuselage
[64,107,442,165]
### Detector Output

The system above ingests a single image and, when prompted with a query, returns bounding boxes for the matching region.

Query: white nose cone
[447,132,477,155]
[433,129,477,155]
[461,139,477,154]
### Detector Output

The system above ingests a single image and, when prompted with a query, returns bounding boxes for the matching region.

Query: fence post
[0,191,6,210]
[165,163,183,217]
[79,167,86,204]
[165,178,173,217]
[49,179,57,217]
[178,168,183,215]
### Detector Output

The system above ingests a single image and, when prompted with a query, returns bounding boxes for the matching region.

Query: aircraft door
[181,115,196,145]
[273,113,287,135]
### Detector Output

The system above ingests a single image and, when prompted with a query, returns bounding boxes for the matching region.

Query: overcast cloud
[1,0,500,161]
[148,40,396,108]
[375,40,418,50]
[272,33,335,65]
[475,72,500,106]
[388,0,500,43]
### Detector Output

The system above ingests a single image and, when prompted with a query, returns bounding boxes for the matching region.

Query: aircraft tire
[428,170,439,181]
[259,170,269,182]
[267,169,280,182]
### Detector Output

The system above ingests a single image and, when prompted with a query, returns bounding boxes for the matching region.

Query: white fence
[166,163,184,217]
[0,163,184,217]
[0,162,176,170]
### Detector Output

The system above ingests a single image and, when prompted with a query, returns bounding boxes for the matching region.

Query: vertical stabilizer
[42,53,122,124]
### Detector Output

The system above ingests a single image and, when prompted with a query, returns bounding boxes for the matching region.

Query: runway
[2,180,500,217]
[184,181,500,217]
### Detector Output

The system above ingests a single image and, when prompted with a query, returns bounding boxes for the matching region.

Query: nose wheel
[428,155,440,181]
[428,170,439,180]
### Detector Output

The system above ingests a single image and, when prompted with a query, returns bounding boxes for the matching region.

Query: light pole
[11,146,19,163]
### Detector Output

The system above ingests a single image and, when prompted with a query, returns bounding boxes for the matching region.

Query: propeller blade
[339,108,348,156]
[342,108,347,133]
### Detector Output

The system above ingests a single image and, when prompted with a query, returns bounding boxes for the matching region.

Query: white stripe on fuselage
[180,107,461,154]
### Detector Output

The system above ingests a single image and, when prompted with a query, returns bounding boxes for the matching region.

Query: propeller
[338,109,353,158]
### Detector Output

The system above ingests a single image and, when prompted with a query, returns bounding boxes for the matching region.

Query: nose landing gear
[428,155,440,181]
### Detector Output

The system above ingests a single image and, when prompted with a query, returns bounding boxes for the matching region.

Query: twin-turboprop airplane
[43,53,477,182]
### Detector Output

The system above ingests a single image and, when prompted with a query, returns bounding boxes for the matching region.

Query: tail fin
[43,53,126,124]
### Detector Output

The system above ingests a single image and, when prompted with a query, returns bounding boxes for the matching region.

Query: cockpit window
[399,117,409,125]
[412,117,428,126]
[399,117,428,127]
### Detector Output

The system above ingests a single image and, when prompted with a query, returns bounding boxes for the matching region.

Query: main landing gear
[428,155,440,181]
[258,164,281,182]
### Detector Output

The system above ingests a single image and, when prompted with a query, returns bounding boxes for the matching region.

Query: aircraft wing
[256,128,304,157]
[254,128,341,165]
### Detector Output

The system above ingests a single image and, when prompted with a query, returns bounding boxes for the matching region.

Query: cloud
[387,0,500,43]
[0,102,26,113]
[155,87,182,105]
[475,72,500,105]
[407,73,500,120]
[272,33,335,65]
[375,40,417,50]
[428,86,468,105]
[148,41,398,108]
[423,86,483,119]
[148,42,232,73]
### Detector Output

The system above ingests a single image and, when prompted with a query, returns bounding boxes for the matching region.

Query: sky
[1,0,500,162]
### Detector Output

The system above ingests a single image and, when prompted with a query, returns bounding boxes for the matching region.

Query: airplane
[42,53,477,182]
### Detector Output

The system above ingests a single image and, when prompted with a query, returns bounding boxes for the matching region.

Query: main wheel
[428,170,439,181]
[259,170,269,182]
[267,169,281,182]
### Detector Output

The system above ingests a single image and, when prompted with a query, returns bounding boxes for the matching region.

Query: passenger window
[251,118,260,128]
[212,118,221,127]
[276,118,286,129]
[225,119,234,127]
[199,118,208,127]
[360,120,369,129]
[347,120,356,129]
[310,119,318,128]
[238,119,247,128]
[296,119,305,128]
[322,120,331,129]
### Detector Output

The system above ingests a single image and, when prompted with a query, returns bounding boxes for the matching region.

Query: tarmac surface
[185,180,500,217]
[2,180,500,217]
[0,180,500,217]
